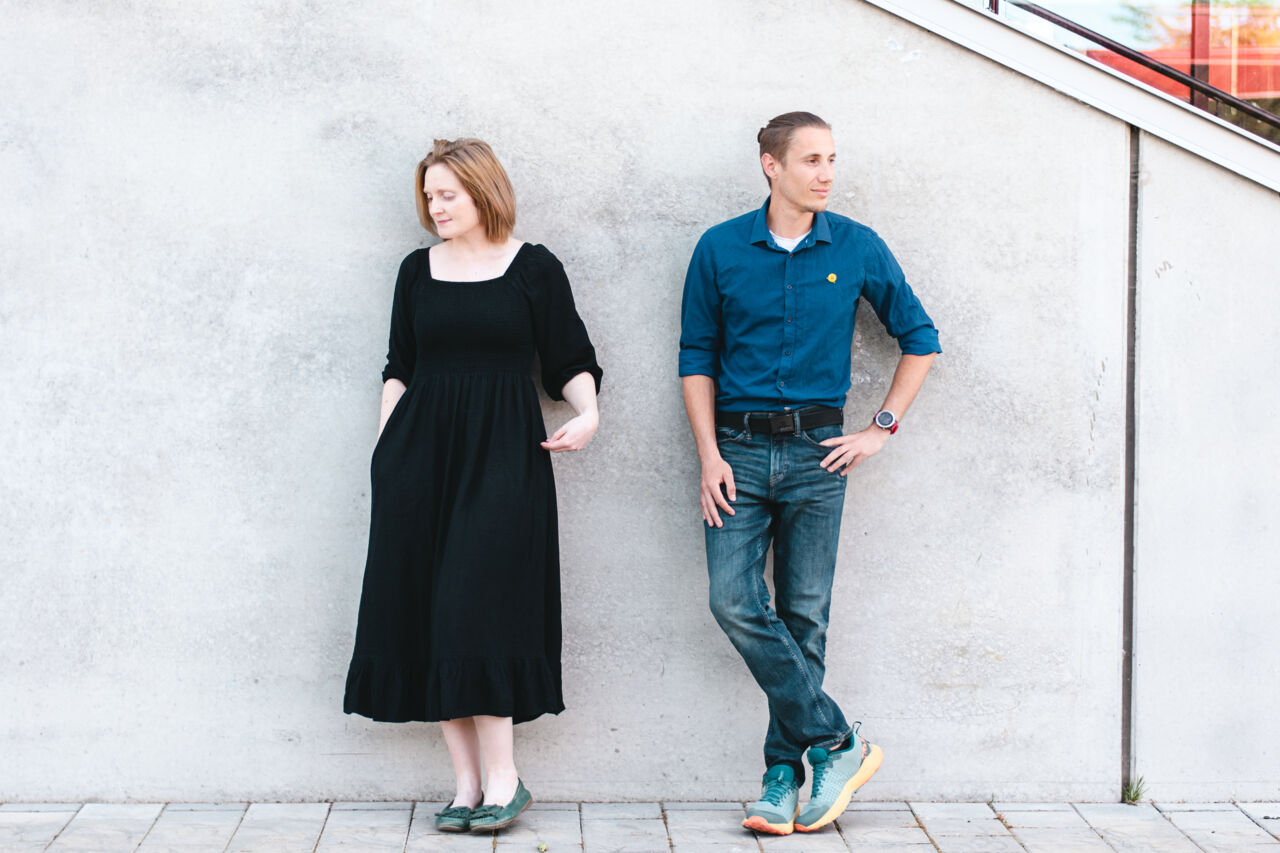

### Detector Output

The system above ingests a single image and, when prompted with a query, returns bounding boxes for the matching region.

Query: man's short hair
[414,138,517,241]
[757,112,831,185]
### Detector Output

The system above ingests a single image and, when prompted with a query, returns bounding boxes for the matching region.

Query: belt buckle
[768,413,794,434]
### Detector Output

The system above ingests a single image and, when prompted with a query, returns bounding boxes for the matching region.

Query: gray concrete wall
[0,0,1269,802]
[1132,134,1280,802]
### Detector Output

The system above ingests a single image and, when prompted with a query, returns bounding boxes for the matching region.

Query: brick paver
[5,799,1279,852]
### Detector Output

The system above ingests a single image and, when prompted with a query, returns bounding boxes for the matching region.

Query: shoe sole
[436,823,468,833]
[469,796,532,833]
[742,805,799,835]
[795,743,883,833]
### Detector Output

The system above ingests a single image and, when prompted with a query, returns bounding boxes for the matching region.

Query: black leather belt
[714,406,843,435]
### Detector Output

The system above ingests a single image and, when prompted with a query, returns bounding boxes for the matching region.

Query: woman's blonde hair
[414,138,516,241]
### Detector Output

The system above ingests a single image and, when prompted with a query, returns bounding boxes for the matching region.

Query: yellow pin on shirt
[827,273,837,283]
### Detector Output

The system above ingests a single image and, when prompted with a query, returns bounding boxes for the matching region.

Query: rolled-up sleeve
[860,234,941,356]
[678,235,723,377]
[381,251,422,385]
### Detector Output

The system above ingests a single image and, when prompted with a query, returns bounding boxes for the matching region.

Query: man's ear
[761,153,779,181]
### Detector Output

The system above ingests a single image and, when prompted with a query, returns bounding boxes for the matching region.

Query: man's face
[764,126,835,214]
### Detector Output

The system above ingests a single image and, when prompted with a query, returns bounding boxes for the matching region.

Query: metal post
[1190,0,1211,109]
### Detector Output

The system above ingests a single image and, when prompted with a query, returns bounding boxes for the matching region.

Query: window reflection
[961,1,1280,144]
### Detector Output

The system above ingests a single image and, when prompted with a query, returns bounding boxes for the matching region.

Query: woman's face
[423,163,482,240]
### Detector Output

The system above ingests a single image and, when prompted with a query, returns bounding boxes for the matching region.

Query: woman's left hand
[541,410,599,453]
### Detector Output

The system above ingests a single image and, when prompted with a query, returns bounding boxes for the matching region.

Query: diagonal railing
[981,0,1280,143]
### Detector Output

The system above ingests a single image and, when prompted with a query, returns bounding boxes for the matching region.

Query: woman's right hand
[378,378,408,437]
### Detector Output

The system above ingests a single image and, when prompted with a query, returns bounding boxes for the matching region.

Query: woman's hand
[541,410,598,452]
[378,378,408,437]
[542,370,600,453]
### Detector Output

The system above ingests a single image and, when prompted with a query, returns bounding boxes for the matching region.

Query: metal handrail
[1007,0,1280,131]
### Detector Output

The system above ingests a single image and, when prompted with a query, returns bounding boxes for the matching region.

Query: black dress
[343,242,602,724]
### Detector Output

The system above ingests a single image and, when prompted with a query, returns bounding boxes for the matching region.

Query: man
[678,112,939,835]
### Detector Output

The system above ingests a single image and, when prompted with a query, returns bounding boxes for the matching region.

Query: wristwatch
[872,410,899,435]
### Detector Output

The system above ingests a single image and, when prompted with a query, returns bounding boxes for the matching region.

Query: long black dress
[343,242,602,724]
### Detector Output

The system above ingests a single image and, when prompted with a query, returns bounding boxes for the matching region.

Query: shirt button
[784,350,791,355]
[786,318,792,323]
[786,285,792,290]
[780,381,787,387]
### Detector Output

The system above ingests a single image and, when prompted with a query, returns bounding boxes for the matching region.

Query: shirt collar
[750,197,832,251]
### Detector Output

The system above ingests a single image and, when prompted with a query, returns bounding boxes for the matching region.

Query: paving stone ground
[1,800,1277,852]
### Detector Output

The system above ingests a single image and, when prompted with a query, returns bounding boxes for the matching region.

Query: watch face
[875,410,895,429]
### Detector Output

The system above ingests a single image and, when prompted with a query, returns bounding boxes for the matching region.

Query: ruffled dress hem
[343,655,565,724]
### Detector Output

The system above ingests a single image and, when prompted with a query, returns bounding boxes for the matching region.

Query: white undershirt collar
[769,229,810,253]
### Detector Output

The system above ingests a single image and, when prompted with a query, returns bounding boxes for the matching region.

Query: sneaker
[742,764,800,835]
[468,779,533,833]
[794,726,883,832]
[433,801,473,833]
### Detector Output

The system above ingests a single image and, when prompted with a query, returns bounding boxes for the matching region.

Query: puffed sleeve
[528,247,603,400]
[381,250,423,385]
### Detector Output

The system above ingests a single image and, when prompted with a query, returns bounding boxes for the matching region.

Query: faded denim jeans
[705,417,852,783]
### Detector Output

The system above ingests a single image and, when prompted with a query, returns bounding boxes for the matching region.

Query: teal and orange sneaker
[742,764,800,835]
[794,726,883,832]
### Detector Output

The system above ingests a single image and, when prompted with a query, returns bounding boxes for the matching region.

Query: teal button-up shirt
[679,200,941,412]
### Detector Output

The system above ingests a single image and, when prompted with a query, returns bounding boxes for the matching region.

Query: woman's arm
[378,378,407,436]
[540,371,599,452]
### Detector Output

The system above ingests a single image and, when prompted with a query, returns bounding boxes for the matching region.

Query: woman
[343,138,602,834]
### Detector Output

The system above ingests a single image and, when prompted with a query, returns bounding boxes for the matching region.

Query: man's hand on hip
[700,455,737,528]
[819,427,890,476]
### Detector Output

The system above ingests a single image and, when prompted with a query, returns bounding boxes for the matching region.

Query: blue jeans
[705,417,852,783]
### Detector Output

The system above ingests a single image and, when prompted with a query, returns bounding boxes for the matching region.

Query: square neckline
[427,241,530,284]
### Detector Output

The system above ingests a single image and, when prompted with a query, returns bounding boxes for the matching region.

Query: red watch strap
[871,414,899,435]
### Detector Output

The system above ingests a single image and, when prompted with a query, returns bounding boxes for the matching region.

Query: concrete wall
[0,0,1270,801]
[1132,134,1280,802]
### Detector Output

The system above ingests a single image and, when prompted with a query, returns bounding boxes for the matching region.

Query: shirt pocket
[803,270,857,327]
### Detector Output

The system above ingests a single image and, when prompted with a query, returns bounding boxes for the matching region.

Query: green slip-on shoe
[469,779,533,833]
[434,801,474,833]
